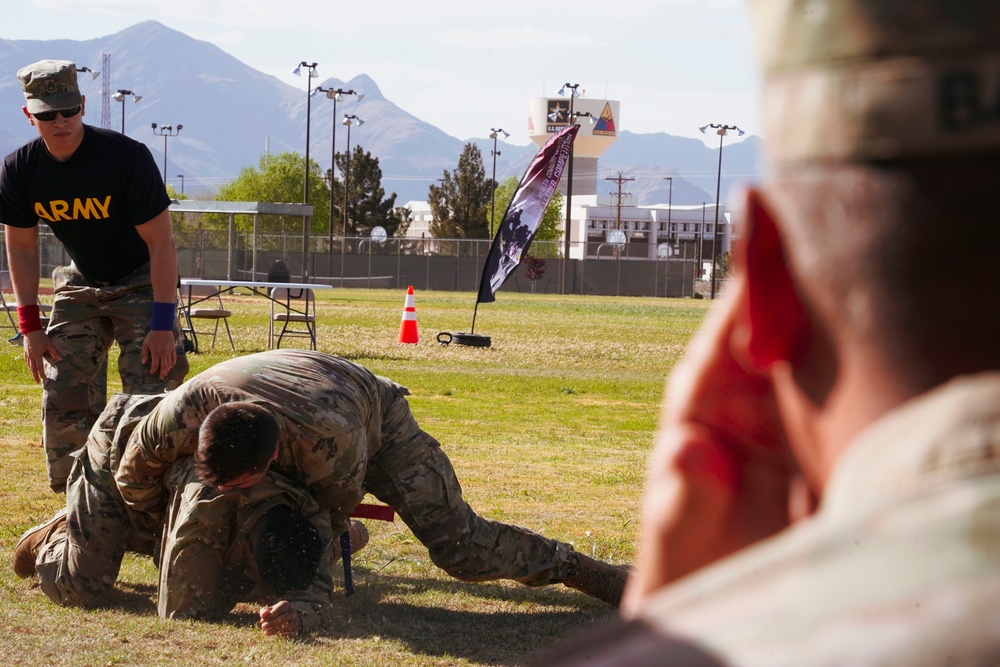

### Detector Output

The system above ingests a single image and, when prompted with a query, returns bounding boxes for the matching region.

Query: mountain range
[0,21,763,206]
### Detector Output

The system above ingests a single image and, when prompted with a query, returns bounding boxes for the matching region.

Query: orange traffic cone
[398,285,419,344]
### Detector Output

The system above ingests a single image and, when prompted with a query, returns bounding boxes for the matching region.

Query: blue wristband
[150,301,175,331]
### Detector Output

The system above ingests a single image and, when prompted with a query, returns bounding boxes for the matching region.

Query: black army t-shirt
[0,125,171,283]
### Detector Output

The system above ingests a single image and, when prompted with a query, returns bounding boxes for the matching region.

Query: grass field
[0,288,708,667]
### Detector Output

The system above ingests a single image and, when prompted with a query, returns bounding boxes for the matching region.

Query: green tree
[490,176,564,258]
[392,205,413,238]
[716,250,733,280]
[165,184,185,201]
[428,143,492,242]
[165,184,200,245]
[332,146,405,239]
[213,151,329,235]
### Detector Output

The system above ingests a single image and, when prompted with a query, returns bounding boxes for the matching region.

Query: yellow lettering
[34,197,111,222]
[92,196,111,218]
[50,200,71,221]
[34,202,55,223]
[72,198,100,220]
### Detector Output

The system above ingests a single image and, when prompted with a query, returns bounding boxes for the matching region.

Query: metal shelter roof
[168,200,315,281]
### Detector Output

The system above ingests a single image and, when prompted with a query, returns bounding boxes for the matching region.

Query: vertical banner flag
[476,124,579,304]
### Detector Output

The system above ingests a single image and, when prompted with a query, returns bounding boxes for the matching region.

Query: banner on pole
[476,124,579,304]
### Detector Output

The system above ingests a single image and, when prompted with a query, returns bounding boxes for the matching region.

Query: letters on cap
[748,0,1000,163]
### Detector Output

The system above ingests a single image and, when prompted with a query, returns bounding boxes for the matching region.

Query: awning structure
[168,200,315,281]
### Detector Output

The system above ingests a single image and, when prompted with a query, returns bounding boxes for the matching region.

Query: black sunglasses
[32,106,82,122]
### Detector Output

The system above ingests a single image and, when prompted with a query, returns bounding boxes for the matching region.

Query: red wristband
[17,304,43,334]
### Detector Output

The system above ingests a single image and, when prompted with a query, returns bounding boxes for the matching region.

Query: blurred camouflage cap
[748,0,1000,163]
[17,60,82,115]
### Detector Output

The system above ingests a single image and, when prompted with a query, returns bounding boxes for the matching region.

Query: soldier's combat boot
[333,520,370,563]
[12,509,67,578]
[564,554,631,606]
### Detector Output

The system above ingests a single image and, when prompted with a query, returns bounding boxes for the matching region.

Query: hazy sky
[5,0,760,147]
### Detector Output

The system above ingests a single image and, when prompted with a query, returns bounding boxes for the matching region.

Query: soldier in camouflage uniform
[0,60,189,494]
[14,392,346,637]
[157,457,337,636]
[20,393,162,605]
[114,349,628,606]
[536,1,1000,665]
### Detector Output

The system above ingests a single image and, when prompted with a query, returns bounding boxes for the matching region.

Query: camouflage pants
[363,384,580,585]
[43,262,189,492]
[35,395,155,606]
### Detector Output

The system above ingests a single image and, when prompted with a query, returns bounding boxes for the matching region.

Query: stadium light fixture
[699,123,744,299]
[293,62,319,205]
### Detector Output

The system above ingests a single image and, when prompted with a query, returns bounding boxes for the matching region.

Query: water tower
[527,96,620,196]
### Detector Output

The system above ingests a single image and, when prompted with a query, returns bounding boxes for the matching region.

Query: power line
[605,172,635,230]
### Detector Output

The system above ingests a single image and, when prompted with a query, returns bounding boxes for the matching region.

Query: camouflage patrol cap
[17,60,82,115]
[748,0,1000,163]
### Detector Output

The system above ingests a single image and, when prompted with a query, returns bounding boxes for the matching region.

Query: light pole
[292,61,319,205]
[699,123,744,299]
[315,86,364,253]
[663,176,678,293]
[76,66,100,120]
[176,174,185,195]
[699,202,707,287]
[555,83,579,294]
[551,105,596,291]
[151,123,182,183]
[112,89,141,135]
[550,84,596,294]
[663,176,674,244]
[341,114,365,238]
[488,128,509,238]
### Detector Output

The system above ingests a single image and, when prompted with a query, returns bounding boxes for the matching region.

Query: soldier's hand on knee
[22,331,60,383]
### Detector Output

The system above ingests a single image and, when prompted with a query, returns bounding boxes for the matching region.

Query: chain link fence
[4,229,706,298]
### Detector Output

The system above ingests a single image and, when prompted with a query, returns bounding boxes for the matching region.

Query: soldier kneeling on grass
[13,392,366,637]
[15,351,628,635]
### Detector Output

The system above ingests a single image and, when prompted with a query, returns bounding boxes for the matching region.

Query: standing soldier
[0,59,188,493]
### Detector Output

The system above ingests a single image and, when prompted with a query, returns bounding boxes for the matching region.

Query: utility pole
[605,172,635,231]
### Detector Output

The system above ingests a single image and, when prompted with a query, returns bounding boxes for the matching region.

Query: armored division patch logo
[593,103,616,136]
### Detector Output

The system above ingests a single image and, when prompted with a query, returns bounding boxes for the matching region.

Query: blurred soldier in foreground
[536,0,1000,664]
[13,393,365,637]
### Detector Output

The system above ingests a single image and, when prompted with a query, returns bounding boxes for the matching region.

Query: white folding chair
[179,284,235,352]
[2,270,53,341]
[269,286,317,350]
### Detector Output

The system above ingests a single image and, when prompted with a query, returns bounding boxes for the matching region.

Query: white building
[402,200,433,239]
